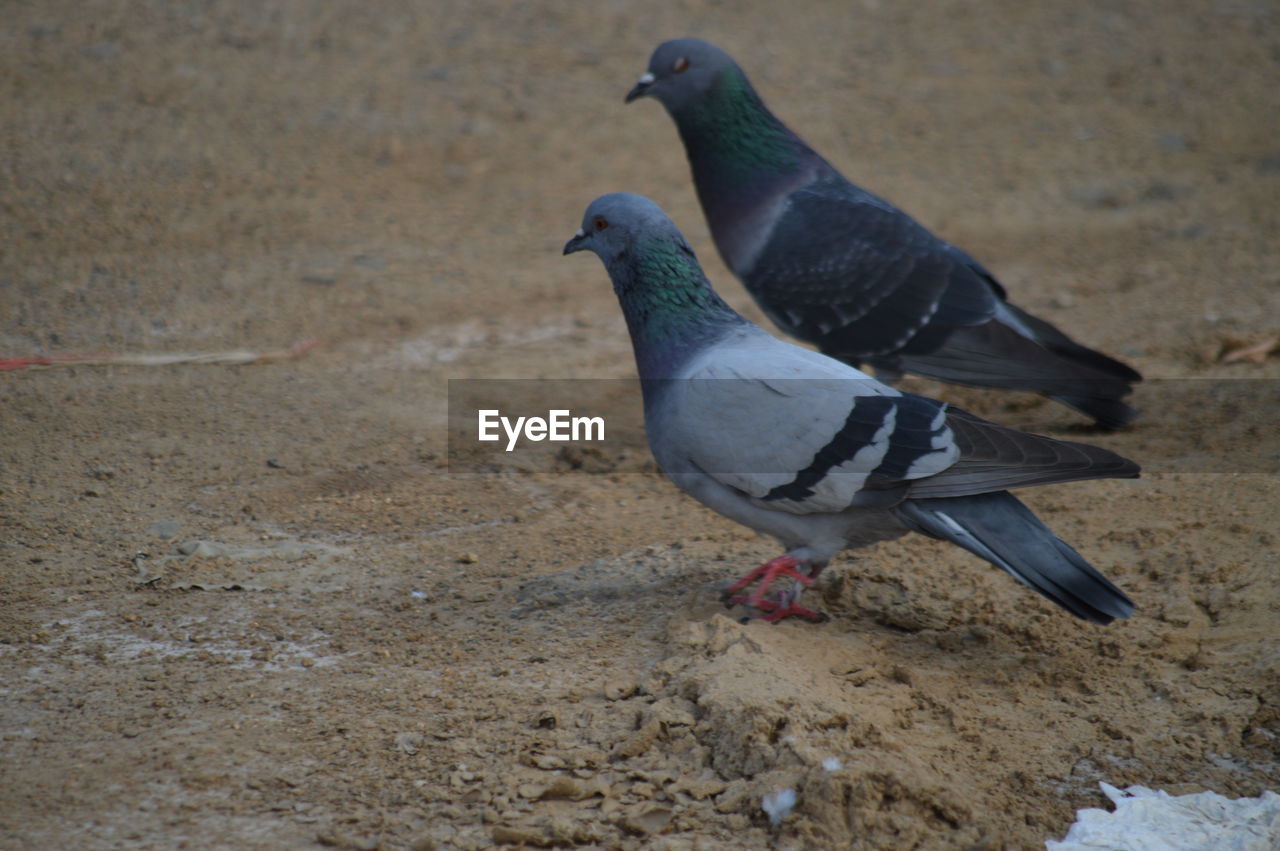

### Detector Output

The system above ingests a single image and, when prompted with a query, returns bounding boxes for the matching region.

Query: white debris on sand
[762,788,798,828]
[1047,782,1280,850]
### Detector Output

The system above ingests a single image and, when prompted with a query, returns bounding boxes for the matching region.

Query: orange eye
[673,56,689,73]
[593,216,608,231]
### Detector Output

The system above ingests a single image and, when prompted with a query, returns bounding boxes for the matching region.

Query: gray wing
[741,179,1142,427]
[651,335,959,514]
[904,406,1140,499]
[742,179,999,357]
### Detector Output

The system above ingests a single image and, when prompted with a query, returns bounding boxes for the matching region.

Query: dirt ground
[3,1,1279,848]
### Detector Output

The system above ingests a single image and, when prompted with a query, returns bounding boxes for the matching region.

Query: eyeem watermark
[448,378,1280,474]
[477,409,605,451]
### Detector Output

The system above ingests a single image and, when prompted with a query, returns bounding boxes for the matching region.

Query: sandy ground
[3,1,1279,848]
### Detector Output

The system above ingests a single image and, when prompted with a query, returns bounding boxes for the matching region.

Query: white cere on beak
[637,71,655,86]
[574,228,585,239]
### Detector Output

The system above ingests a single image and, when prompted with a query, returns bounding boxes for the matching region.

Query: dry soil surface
[3,2,1279,849]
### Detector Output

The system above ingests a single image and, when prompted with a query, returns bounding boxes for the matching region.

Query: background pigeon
[564,193,1137,624]
[626,38,1142,429]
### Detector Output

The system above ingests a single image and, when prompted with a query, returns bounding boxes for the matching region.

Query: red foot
[721,555,807,600]
[738,595,829,624]
[721,555,827,623]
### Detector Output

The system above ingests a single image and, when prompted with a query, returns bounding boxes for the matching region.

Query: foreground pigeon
[564,193,1137,624]
[626,38,1142,429]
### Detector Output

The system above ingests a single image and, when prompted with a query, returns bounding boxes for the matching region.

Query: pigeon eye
[593,216,609,231]
[673,57,689,73]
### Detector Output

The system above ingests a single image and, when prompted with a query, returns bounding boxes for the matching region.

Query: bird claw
[721,555,827,624]
[720,554,809,598]
[732,596,829,624]
[765,605,829,624]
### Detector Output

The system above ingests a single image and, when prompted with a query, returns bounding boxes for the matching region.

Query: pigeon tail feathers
[894,491,1135,624]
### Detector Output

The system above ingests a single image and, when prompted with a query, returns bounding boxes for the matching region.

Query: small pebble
[603,680,639,701]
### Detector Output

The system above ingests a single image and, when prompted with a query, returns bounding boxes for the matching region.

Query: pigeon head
[562,193,691,267]
[625,39,809,205]
[564,194,745,377]
[625,39,739,110]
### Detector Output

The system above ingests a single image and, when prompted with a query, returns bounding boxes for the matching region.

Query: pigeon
[564,193,1137,624]
[625,38,1142,429]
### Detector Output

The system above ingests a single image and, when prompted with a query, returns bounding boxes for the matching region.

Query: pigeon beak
[562,228,587,256]
[625,71,655,103]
